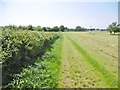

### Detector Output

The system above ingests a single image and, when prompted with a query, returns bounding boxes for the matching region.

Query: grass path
[58,32,118,88]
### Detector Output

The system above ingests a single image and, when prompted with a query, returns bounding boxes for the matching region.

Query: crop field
[1,30,118,88]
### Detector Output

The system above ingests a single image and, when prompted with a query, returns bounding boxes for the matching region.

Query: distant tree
[92,28,95,31]
[107,22,120,34]
[23,26,27,30]
[42,27,47,31]
[59,25,65,32]
[69,28,74,31]
[28,25,34,30]
[46,27,51,32]
[35,25,43,31]
[64,27,69,32]
[18,25,22,29]
[75,26,81,31]
[81,27,85,31]
[96,28,99,30]
[52,26,59,32]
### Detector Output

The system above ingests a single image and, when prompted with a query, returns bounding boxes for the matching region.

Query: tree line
[1,22,120,34]
[0,25,96,32]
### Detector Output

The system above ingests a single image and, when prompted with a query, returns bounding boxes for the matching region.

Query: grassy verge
[5,37,63,89]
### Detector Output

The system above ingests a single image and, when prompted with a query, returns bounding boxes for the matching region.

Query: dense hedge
[6,37,62,88]
[1,29,60,86]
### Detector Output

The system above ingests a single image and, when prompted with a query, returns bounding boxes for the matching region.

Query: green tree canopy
[107,22,120,34]
[75,26,81,31]
[59,25,65,32]
[52,26,59,32]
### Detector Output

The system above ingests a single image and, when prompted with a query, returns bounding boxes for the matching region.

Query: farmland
[1,30,118,88]
[58,32,118,88]
[1,1,119,89]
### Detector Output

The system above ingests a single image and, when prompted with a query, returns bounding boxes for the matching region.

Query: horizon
[0,1,119,29]
[0,24,108,30]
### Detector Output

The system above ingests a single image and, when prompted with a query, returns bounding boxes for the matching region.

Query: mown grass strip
[66,34,118,88]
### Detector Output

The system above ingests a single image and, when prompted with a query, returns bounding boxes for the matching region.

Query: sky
[0,0,119,29]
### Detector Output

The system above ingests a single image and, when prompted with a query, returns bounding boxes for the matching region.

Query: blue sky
[0,0,119,29]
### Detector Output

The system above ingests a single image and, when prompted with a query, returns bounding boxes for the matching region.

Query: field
[2,31,118,88]
[58,32,118,88]
[1,1,119,88]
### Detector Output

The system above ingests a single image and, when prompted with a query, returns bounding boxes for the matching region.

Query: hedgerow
[6,37,62,88]
[1,29,61,86]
